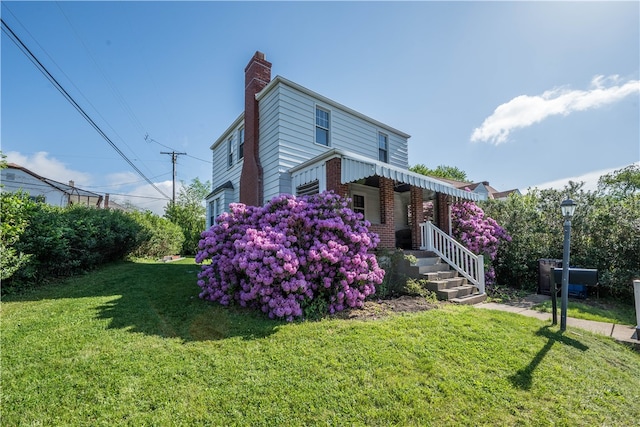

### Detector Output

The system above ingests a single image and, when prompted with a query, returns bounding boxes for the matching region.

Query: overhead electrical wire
[145,135,212,164]
[1,18,171,201]
[54,1,156,179]
[2,4,156,179]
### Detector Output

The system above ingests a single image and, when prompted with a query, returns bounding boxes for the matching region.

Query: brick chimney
[240,51,272,206]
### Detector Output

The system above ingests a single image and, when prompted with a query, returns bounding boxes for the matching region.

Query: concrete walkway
[477,294,639,349]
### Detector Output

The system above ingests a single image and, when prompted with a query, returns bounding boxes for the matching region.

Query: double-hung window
[315,107,330,146]
[227,138,234,167]
[238,128,244,160]
[210,197,222,226]
[378,132,388,163]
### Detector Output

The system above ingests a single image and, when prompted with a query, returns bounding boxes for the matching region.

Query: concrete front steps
[401,251,487,305]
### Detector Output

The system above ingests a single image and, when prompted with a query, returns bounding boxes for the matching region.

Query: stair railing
[420,221,485,295]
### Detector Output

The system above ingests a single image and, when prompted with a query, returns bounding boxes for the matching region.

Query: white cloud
[106,171,143,188]
[110,180,177,215]
[471,75,640,145]
[4,151,93,185]
[523,162,640,193]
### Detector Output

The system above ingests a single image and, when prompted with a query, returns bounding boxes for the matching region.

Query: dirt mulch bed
[330,295,439,320]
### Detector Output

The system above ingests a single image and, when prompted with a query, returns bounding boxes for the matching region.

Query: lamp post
[560,198,577,331]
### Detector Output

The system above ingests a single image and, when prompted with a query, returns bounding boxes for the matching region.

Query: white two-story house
[206,52,479,250]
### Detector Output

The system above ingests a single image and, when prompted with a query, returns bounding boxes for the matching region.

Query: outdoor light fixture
[561,198,577,219]
[560,198,576,331]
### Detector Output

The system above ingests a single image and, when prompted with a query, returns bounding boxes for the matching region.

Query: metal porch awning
[289,149,480,201]
[340,156,480,201]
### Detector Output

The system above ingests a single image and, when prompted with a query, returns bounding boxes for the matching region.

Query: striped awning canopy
[340,156,480,201]
[290,149,479,201]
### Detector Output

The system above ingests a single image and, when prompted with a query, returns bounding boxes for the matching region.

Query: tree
[597,164,640,197]
[409,164,468,181]
[164,177,211,255]
[481,183,640,298]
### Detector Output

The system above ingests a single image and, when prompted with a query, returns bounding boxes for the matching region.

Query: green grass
[533,298,637,326]
[2,259,639,426]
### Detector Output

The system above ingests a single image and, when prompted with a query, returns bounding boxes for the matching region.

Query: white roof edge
[257,76,411,139]
[210,112,245,150]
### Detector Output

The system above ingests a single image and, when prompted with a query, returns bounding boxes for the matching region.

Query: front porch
[289,149,486,296]
[290,149,480,250]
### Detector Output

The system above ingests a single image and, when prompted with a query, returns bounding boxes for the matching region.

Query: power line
[1,18,171,201]
[146,135,212,164]
[2,4,155,179]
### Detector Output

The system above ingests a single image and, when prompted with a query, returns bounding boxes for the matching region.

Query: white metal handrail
[419,221,485,294]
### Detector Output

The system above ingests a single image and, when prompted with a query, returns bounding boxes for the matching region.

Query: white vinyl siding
[263,82,408,169]
[211,122,243,206]
[257,82,410,202]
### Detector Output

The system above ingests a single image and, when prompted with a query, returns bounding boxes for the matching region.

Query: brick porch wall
[437,193,451,235]
[370,177,395,249]
[410,186,424,249]
[325,158,348,198]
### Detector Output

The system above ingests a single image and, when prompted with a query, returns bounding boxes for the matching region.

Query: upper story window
[227,137,234,167]
[315,107,330,146]
[238,128,244,160]
[378,132,389,163]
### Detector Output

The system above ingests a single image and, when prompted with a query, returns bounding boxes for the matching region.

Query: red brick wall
[410,186,424,249]
[325,158,348,198]
[240,52,271,206]
[372,177,395,249]
[437,193,451,235]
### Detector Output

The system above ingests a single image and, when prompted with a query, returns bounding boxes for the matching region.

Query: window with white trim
[378,132,388,163]
[353,194,365,219]
[227,138,234,167]
[315,107,330,146]
[209,197,223,226]
[238,128,244,160]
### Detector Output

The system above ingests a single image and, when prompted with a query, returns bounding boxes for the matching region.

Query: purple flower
[196,191,384,320]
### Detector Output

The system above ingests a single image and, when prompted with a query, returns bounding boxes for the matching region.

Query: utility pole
[161,151,186,204]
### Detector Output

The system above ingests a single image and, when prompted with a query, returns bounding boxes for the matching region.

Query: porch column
[437,193,451,236]
[325,157,348,198]
[410,186,424,250]
[371,176,395,249]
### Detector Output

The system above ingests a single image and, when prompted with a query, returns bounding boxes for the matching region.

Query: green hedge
[482,187,640,299]
[1,192,184,293]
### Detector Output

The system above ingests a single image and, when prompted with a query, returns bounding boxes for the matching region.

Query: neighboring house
[206,52,479,249]
[1,163,123,210]
[435,177,521,201]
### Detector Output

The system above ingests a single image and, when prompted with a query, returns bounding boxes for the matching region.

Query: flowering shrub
[195,192,384,321]
[451,201,511,284]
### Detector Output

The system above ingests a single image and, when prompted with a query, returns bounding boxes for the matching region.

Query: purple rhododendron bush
[196,192,384,321]
[451,201,511,284]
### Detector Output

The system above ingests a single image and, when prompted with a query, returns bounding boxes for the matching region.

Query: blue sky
[2,1,638,214]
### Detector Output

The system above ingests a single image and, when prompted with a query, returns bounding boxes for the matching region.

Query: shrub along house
[206,52,480,250]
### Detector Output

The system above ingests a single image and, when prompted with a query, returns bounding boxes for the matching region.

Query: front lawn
[2,259,639,426]
[533,298,637,326]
